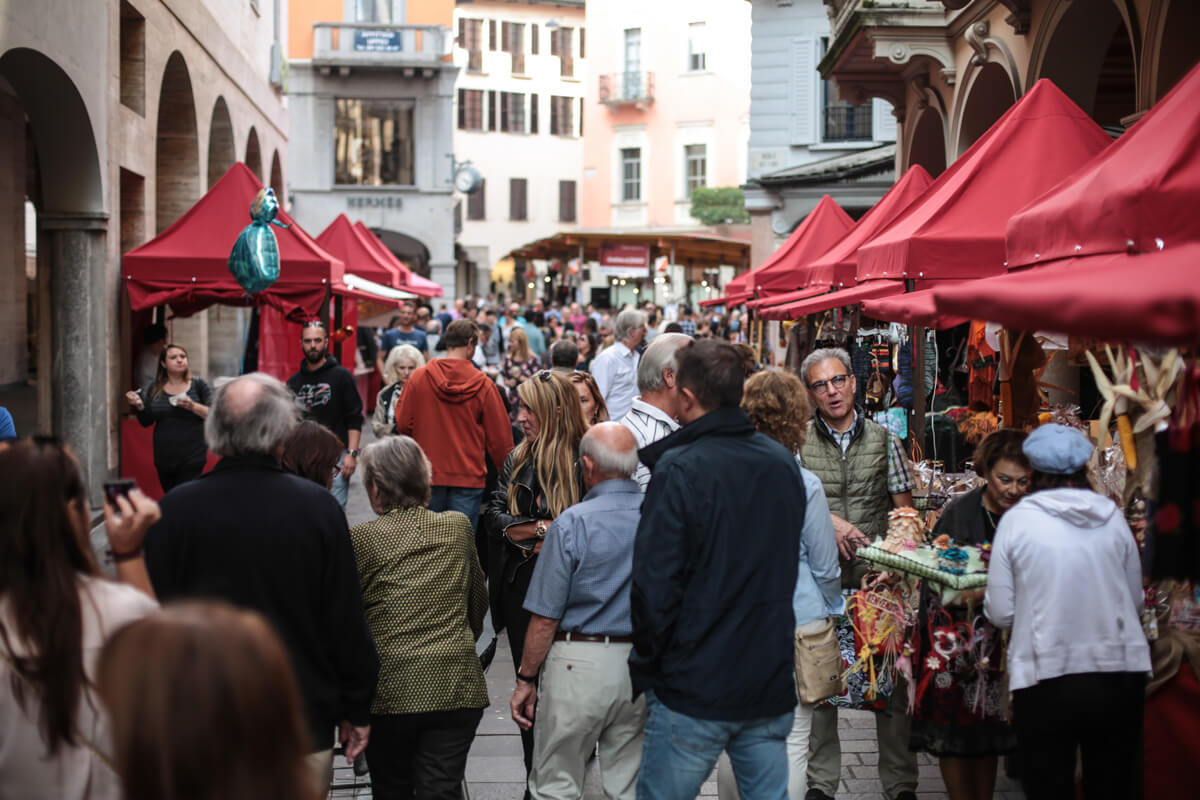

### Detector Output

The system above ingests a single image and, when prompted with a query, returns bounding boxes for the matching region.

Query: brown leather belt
[553,632,633,643]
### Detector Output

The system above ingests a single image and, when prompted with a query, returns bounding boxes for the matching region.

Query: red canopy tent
[861,285,969,330]
[699,292,752,308]
[933,60,1200,343]
[124,163,343,320]
[855,80,1113,283]
[758,281,906,321]
[745,285,829,311]
[318,214,404,290]
[724,195,853,298]
[353,221,444,298]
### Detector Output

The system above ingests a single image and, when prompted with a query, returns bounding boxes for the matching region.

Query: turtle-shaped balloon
[228,187,290,295]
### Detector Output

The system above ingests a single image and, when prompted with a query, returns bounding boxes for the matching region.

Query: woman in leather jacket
[483,369,587,779]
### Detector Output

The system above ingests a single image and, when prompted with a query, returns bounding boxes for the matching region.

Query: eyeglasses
[807,374,850,396]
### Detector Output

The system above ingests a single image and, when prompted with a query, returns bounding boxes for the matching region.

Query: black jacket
[144,455,379,751]
[630,407,805,721]
[287,356,364,447]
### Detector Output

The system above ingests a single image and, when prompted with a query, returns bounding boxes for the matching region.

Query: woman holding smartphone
[125,343,212,492]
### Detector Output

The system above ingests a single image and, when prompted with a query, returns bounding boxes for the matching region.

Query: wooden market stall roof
[508,229,751,269]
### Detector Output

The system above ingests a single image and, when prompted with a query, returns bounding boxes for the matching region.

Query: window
[621,148,641,202]
[820,37,872,141]
[467,179,486,220]
[487,90,497,131]
[550,96,574,136]
[334,99,415,186]
[687,23,707,71]
[623,28,642,99]
[552,27,575,77]
[458,89,483,130]
[119,1,146,115]
[502,21,525,74]
[500,92,526,133]
[489,19,498,51]
[559,180,577,222]
[530,93,539,134]
[458,18,483,71]
[685,144,707,198]
[510,178,528,221]
[530,24,539,55]
[355,0,397,23]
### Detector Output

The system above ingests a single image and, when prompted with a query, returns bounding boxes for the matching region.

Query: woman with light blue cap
[984,424,1150,800]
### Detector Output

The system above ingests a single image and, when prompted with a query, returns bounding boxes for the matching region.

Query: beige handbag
[793,617,845,704]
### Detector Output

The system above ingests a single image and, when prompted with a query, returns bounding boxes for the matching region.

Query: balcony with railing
[823,104,874,142]
[598,72,655,107]
[313,23,449,69]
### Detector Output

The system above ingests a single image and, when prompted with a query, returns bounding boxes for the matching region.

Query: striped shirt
[620,398,680,492]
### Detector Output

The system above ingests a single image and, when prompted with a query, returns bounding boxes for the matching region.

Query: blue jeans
[428,486,484,531]
[637,691,792,800]
[330,453,349,509]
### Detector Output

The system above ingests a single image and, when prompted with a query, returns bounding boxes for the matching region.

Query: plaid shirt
[818,410,913,496]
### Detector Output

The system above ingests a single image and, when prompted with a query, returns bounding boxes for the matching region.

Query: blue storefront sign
[354,30,403,52]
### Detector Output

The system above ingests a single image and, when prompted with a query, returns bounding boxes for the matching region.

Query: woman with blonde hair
[483,370,588,781]
[371,344,425,438]
[501,328,543,421]
[736,369,841,800]
[98,601,319,800]
[568,371,610,427]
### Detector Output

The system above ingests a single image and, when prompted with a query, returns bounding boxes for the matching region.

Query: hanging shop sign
[354,30,403,53]
[598,243,650,278]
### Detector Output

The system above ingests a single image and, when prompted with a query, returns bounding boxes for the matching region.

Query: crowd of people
[0,293,1153,800]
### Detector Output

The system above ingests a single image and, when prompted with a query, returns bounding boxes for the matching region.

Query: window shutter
[457,89,465,129]
[578,98,584,136]
[531,24,539,54]
[530,93,539,134]
[500,92,510,132]
[580,27,586,58]
[501,22,510,52]
[489,19,498,51]
[487,90,496,131]
[559,180,576,222]
[789,37,816,145]
[550,28,560,56]
[457,18,466,48]
[872,98,898,142]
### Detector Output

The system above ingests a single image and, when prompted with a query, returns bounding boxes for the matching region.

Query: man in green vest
[799,347,918,800]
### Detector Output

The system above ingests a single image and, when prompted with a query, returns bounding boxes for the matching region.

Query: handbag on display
[793,617,844,704]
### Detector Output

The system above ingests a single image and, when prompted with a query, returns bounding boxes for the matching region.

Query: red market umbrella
[725,195,853,297]
[124,163,343,319]
[855,80,1113,282]
[805,165,933,289]
[758,280,905,321]
[932,245,1200,344]
[860,284,969,329]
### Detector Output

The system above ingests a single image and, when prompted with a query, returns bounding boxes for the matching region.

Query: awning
[758,281,904,321]
[123,163,342,320]
[739,194,854,295]
[353,221,444,298]
[317,214,403,289]
[805,165,932,289]
[932,244,1200,344]
[1005,61,1200,270]
[860,285,969,329]
[855,80,1113,282]
[746,285,828,310]
[341,273,418,304]
[698,291,752,308]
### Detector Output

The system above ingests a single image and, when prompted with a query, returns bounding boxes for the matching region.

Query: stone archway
[1031,0,1137,126]
[0,47,107,496]
[955,62,1015,157]
[373,228,432,278]
[269,149,283,196]
[1151,0,1200,102]
[207,96,235,188]
[907,107,947,178]
[245,126,262,179]
[155,51,199,233]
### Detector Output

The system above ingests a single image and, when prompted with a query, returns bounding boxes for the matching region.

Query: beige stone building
[818,0,1198,177]
[0,0,288,499]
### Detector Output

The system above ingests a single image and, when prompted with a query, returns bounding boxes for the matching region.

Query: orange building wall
[289,0,342,59]
[405,0,454,26]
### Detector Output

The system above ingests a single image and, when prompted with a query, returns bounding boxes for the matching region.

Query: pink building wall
[582,0,751,230]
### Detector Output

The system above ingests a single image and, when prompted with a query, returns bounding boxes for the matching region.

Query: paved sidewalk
[331,428,1022,799]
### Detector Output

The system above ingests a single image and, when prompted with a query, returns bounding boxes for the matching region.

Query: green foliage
[689,187,750,225]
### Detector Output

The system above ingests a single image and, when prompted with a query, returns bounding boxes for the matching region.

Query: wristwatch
[516,669,538,684]
[346,448,360,458]
[535,521,548,539]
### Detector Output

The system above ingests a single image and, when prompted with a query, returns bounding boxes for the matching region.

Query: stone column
[42,212,110,503]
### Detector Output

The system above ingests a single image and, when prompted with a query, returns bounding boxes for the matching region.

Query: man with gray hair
[620,332,691,492]
[144,373,379,793]
[590,308,647,421]
[548,338,579,373]
[510,422,647,800]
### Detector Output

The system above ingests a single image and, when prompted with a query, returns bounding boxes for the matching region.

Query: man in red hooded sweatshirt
[393,318,513,531]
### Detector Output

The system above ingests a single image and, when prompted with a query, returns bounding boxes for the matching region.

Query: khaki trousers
[529,640,647,800]
[806,687,918,799]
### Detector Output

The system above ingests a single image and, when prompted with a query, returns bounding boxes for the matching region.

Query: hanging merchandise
[1151,361,1200,581]
[996,329,1046,429]
[965,322,997,411]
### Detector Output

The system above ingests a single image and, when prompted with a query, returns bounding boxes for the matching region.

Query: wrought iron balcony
[823,105,875,142]
[313,23,449,69]
[598,72,655,107]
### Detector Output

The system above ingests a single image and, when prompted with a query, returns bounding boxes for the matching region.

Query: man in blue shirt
[375,301,428,374]
[510,422,645,800]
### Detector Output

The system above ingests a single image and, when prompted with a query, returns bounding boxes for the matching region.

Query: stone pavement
[330,427,1023,799]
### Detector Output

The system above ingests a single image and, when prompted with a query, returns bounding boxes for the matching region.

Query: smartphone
[102,479,136,505]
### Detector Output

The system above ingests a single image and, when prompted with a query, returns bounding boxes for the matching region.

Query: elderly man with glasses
[798,347,917,800]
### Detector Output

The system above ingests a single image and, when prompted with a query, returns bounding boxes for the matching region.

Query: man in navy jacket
[630,339,806,800]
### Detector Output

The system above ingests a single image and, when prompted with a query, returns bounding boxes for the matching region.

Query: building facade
[742,0,898,269]
[451,0,586,300]
[0,0,288,499]
[819,0,1198,187]
[287,0,460,297]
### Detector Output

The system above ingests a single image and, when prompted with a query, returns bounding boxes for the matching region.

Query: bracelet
[111,547,143,563]
[346,448,360,458]
[515,670,538,684]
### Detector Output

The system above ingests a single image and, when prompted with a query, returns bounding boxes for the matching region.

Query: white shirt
[591,342,640,422]
[619,397,679,492]
[985,488,1150,692]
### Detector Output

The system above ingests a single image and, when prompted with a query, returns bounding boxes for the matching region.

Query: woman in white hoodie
[985,424,1150,800]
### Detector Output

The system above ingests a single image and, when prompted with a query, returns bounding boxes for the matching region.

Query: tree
[689,187,750,225]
